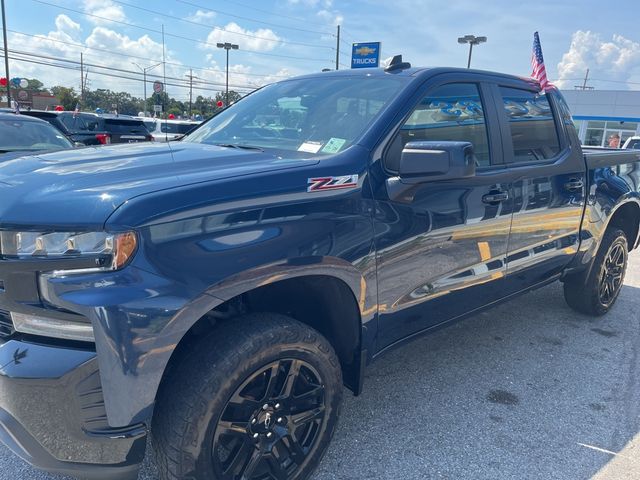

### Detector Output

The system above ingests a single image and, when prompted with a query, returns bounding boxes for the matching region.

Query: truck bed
[582,147,640,169]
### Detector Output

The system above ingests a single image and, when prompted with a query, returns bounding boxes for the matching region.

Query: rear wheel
[564,228,628,316]
[152,313,343,480]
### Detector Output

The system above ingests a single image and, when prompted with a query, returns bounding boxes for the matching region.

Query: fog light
[11,312,95,342]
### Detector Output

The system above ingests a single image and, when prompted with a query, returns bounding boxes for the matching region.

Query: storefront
[561,90,640,147]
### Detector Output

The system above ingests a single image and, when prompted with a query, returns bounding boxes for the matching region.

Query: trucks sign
[351,42,381,69]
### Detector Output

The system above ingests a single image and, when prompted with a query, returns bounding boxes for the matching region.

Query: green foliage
[31,77,246,117]
[50,86,79,111]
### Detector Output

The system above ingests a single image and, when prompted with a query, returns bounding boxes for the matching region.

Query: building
[561,89,640,147]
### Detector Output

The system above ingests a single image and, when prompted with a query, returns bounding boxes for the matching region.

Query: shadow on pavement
[313,282,640,480]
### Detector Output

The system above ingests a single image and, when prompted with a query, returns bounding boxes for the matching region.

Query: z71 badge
[307,175,359,192]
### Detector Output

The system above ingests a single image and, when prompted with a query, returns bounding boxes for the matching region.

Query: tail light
[146,135,153,142]
[95,133,111,145]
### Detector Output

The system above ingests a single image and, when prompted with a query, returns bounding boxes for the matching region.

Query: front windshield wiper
[212,143,264,152]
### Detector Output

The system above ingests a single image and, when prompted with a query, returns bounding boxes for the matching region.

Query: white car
[623,136,640,150]
[138,118,201,142]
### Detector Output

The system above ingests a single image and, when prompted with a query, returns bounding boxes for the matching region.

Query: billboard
[351,42,381,69]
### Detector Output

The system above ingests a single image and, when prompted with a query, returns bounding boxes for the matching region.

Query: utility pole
[335,25,340,70]
[574,69,594,90]
[1,0,10,107]
[185,68,198,117]
[80,53,84,106]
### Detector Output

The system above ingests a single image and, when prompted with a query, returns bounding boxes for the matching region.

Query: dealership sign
[351,42,381,69]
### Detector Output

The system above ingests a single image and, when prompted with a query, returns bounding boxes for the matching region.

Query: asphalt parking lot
[2,252,639,480]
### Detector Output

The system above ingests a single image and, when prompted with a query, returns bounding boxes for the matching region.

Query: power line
[175,0,335,36]
[8,29,292,80]
[7,53,255,95]
[4,48,258,90]
[28,0,331,64]
[112,0,336,50]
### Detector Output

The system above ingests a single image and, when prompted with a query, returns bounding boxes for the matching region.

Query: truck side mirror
[399,141,476,183]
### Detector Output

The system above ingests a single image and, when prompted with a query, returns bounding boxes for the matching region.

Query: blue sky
[6,0,640,101]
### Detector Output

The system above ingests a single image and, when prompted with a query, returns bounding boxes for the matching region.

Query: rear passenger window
[388,83,491,170]
[499,87,561,163]
[60,114,87,132]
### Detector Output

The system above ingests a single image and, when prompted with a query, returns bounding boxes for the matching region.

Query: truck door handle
[482,191,509,204]
[564,179,584,191]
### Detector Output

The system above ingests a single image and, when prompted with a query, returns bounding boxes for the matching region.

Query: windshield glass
[0,119,73,152]
[184,76,407,154]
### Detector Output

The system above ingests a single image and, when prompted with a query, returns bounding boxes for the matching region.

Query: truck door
[373,79,514,349]
[496,85,586,294]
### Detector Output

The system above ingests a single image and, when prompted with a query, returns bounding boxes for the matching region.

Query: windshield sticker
[308,175,359,192]
[298,141,323,153]
[321,137,347,154]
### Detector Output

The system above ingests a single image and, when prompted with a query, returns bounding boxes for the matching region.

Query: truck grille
[0,309,14,338]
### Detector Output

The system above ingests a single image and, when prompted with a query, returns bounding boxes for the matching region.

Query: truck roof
[292,65,540,90]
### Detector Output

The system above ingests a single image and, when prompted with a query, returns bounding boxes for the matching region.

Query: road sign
[351,42,381,69]
[153,80,164,94]
[153,104,162,113]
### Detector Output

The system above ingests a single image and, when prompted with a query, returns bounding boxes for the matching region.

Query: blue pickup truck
[1,58,639,480]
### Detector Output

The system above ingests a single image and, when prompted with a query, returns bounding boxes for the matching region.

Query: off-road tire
[152,313,343,480]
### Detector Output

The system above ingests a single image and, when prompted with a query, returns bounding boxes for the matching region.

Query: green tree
[214,90,242,108]
[50,86,79,111]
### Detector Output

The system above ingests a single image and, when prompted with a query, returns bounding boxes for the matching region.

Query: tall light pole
[457,35,487,69]
[132,61,161,115]
[216,42,239,106]
[1,0,11,107]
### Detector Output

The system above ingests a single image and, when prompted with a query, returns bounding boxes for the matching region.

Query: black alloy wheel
[597,241,626,307]
[152,313,343,480]
[213,359,326,480]
[564,228,628,316]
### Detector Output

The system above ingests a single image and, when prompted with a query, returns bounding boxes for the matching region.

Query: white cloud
[316,9,343,27]
[185,9,216,23]
[556,31,640,89]
[83,0,127,25]
[204,22,282,52]
[54,15,81,36]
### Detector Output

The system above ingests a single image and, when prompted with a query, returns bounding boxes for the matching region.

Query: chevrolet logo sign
[355,46,376,56]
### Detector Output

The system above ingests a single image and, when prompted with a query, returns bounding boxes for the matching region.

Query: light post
[132,62,161,115]
[216,42,239,106]
[457,35,487,69]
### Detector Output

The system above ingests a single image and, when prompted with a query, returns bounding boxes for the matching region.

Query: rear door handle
[564,179,584,191]
[482,191,509,204]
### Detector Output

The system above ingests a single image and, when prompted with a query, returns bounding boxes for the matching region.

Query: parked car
[623,136,640,149]
[138,118,201,141]
[2,60,640,480]
[0,112,74,158]
[21,111,152,145]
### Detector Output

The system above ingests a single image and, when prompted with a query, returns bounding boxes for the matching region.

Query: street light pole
[457,34,487,69]
[1,0,11,107]
[216,42,239,106]
[132,62,161,115]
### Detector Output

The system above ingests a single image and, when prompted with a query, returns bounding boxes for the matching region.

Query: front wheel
[152,313,343,480]
[564,228,628,316]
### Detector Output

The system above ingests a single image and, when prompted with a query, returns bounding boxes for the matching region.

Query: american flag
[531,32,551,91]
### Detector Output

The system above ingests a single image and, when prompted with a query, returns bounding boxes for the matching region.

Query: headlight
[0,230,137,270]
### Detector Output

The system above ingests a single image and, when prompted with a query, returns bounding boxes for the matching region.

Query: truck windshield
[184,76,407,155]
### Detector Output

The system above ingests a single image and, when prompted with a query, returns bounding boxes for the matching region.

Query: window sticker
[298,141,323,153]
[321,137,347,154]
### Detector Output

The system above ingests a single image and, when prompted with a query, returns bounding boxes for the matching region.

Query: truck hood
[0,142,318,230]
